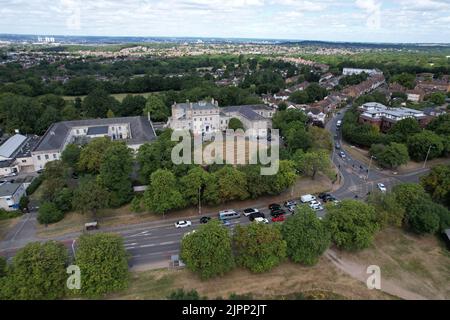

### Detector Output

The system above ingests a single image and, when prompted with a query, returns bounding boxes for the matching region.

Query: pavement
[0,106,432,269]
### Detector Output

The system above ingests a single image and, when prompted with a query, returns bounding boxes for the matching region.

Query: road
[0,106,431,268]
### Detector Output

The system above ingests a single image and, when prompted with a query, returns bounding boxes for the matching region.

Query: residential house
[0,182,26,211]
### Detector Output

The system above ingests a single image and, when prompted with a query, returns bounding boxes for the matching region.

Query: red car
[272,215,285,223]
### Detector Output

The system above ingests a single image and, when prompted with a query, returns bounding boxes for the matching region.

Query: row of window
[36,154,57,161]
[194,117,214,121]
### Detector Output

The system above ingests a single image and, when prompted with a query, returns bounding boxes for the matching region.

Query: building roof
[0,183,22,198]
[221,105,271,121]
[174,100,218,111]
[34,116,157,153]
[87,126,109,135]
[0,134,27,159]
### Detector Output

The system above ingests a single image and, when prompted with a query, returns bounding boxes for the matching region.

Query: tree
[75,233,129,297]
[143,169,184,214]
[180,220,234,279]
[180,166,211,206]
[420,165,450,207]
[0,256,7,278]
[228,118,245,130]
[168,288,202,300]
[272,109,308,135]
[2,241,68,300]
[214,166,249,203]
[77,137,113,174]
[289,90,309,104]
[282,205,331,265]
[325,200,379,251]
[285,121,313,152]
[367,191,405,227]
[406,201,440,235]
[375,142,410,169]
[72,177,110,215]
[37,202,64,225]
[427,114,450,136]
[98,142,133,207]
[120,94,147,117]
[61,144,81,169]
[310,126,332,151]
[293,149,332,179]
[19,196,29,212]
[425,92,446,106]
[233,223,286,273]
[82,88,119,118]
[271,160,297,193]
[238,165,272,199]
[389,118,421,143]
[407,130,444,161]
[392,183,431,211]
[53,188,73,213]
[305,83,328,102]
[391,73,416,89]
[143,95,169,121]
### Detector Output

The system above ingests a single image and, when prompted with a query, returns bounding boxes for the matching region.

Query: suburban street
[0,106,432,269]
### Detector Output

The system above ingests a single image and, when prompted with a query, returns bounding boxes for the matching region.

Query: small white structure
[342,68,382,76]
[0,183,26,211]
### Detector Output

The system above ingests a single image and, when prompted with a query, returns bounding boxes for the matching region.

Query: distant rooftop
[0,183,22,198]
[0,134,27,159]
[221,105,272,121]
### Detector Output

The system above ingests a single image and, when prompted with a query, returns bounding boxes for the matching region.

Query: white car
[254,217,269,224]
[175,220,192,228]
[243,208,259,217]
[284,200,297,207]
[310,202,324,211]
[286,205,296,213]
[377,183,387,193]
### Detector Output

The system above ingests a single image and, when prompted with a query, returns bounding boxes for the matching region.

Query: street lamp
[366,155,376,181]
[423,145,434,169]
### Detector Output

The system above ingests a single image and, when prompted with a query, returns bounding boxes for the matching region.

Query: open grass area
[0,217,20,241]
[63,92,157,102]
[337,227,450,299]
[109,259,394,300]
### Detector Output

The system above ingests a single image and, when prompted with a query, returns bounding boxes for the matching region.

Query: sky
[0,0,450,43]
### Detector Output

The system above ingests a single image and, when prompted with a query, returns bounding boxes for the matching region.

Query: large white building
[31,116,157,171]
[167,99,274,137]
[342,68,382,76]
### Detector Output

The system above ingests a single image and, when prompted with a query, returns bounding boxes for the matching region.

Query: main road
[0,106,431,268]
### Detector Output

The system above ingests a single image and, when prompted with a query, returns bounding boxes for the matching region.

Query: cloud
[355,0,382,29]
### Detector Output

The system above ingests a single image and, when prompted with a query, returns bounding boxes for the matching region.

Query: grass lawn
[337,227,450,299]
[0,217,20,241]
[109,258,394,300]
[63,92,157,102]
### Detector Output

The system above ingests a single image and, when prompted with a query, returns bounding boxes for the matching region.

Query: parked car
[200,216,211,224]
[339,151,346,159]
[269,203,281,211]
[254,217,269,224]
[284,200,297,207]
[377,183,387,193]
[249,212,265,221]
[335,142,341,149]
[300,194,317,203]
[243,208,259,217]
[318,193,330,200]
[175,220,192,228]
[310,203,324,211]
[272,215,286,223]
[223,220,232,227]
[286,205,296,213]
[271,209,286,217]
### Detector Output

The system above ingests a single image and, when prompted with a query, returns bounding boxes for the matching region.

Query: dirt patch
[0,218,20,241]
[110,259,393,300]
[333,227,450,300]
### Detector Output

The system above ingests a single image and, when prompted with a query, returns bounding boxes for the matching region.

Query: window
[210,117,212,121]
[53,154,57,159]
[45,155,49,160]
[37,155,41,161]
[76,129,79,134]
[194,118,196,121]
[22,160,27,163]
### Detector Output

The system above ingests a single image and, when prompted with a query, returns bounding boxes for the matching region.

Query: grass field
[63,92,157,102]
[0,218,20,241]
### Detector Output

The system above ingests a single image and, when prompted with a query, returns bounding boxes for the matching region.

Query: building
[358,102,429,132]
[0,134,40,177]
[32,116,157,171]
[167,99,274,137]
[0,182,26,211]
[342,74,385,98]
[342,68,382,76]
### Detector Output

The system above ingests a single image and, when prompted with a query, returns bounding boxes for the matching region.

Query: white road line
[159,241,176,245]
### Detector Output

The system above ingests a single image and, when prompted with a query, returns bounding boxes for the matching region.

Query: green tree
[289,90,309,104]
[391,73,416,89]
[325,200,379,251]
[392,183,431,211]
[53,188,73,213]
[282,205,330,265]
[271,160,297,193]
[285,121,313,152]
[61,144,81,169]
[180,220,234,280]
[168,289,202,300]
[389,118,421,143]
[425,92,446,106]
[98,142,133,207]
[72,177,110,215]
[376,142,410,169]
[0,256,7,278]
[143,95,169,121]
[37,202,64,225]
[406,201,440,235]
[77,137,113,174]
[293,149,332,179]
[120,94,147,117]
[407,130,444,161]
[2,241,68,300]
[310,126,333,151]
[143,169,184,214]
[427,114,450,136]
[238,165,272,199]
[180,166,211,206]
[82,88,119,118]
[233,223,287,273]
[420,165,450,207]
[228,118,245,130]
[75,233,129,297]
[367,191,405,227]
[215,166,249,203]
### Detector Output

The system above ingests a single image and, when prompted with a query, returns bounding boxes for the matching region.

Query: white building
[342,68,382,76]
[167,99,274,138]
[32,116,157,171]
[0,134,40,177]
[0,182,26,211]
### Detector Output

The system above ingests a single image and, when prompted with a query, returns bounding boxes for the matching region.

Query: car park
[269,203,281,211]
[243,208,259,217]
[272,215,285,223]
[200,216,211,224]
[175,220,192,228]
[377,183,387,193]
[254,217,269,224]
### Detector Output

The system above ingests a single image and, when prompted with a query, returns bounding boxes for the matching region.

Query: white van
[336,120,342,127]
[300,194,317,203]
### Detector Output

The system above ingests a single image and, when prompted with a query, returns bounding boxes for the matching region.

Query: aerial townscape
[0,0,449,308]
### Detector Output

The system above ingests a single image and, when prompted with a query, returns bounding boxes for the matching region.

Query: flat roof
[0,183,22,197]
[0,134,27,159]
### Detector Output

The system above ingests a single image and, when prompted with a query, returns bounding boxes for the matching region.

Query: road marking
[159,241,176,245]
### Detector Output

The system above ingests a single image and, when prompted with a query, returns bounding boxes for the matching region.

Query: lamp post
[366,155,376,181]
[423,145,434,169]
